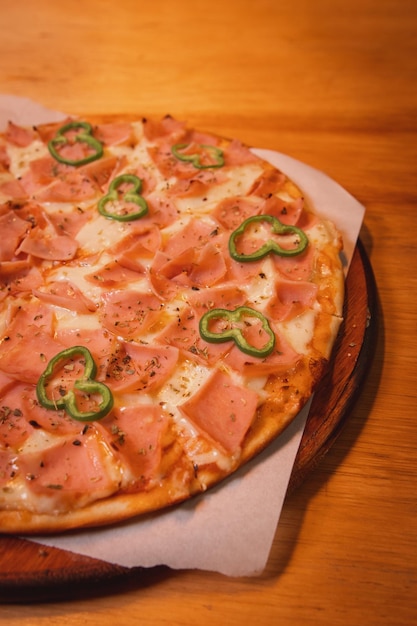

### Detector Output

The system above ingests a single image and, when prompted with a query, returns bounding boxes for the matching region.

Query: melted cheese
[8,139,48,178]
[174,163,263,214]
[76,214,130,254]
[280,309,317,354]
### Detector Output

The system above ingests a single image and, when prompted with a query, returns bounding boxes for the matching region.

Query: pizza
[0,115,344,533]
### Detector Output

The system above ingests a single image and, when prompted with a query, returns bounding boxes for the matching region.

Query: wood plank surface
[0,0,416,624]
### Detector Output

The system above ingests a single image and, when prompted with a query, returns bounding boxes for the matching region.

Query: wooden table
[0,0,416,623]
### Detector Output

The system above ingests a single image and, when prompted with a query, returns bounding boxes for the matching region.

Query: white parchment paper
[0,95,365,576]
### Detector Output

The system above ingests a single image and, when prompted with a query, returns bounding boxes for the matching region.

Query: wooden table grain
[0,0,416,624]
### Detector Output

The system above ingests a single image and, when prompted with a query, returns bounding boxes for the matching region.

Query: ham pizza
[0,115,344,532]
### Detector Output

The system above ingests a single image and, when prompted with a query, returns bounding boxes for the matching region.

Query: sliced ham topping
[151,243,226,289]
[0,383,35,449]
[55,328,117,382]
[165,177,210,199]
[148,143,228,184]
[4,121,36,147]
[21,156,116,203]
[223,139,260,167]
[105,342,179,393]
[248,165,286,197]
[33,280,97,313]
[150,218,227,296]
[109,226,162,270]
[0,380,82,442]
[1,265,43,296]
[0,370,15,394]
[152,243,227,294]
[18,433,118,502]
[272,244,315,281]
[50,141,90,164]
[0,451,14,487]
[0,210,29,261]
[78,155,120,190]
[179,368,259,454]
[155,305,230,365]
[9,200,50,230]
[93,122,134,146]
[213,196,262,230]
[266,278,318,321]
[96,403,169,485]
[0,145,10,170]
[262,195,318,230]
[17,228,78,261]
[142,115,187,142]
[85,260,145,288]
[129,164,157,196]
[0,178,28,201]
[163,168,229,197]
[2,300,54,343]
[189,241,228,286]
[32,119,72,143]
[0,300,56,382]
[147,144,186,180]
[184,284,247,312]
[20,156,70,195]
[47,207,91,238]
[99,290,164,340]
[0,330,65,384]
[223,323,300,376]
[225,253,266,285]
[144,193,179,228]
[19,385,85,437]
[32,171,99,203]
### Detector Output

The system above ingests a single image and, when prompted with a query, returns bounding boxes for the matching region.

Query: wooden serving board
[0,240,377,603]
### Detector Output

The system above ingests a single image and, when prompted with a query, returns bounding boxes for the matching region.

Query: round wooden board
[0,240,377,603]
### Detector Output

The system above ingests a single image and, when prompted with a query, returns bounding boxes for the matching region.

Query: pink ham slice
[0,451,14,487]
[16,228,78,261]
[0,330,66,384]
[179,368,259,454]
[248,167,286,197]
[99,290,164,339]
[18,433,119,503]
[223,139,260,167]
[223,323,300,376]
[266,278,318,322]
[55,328,117,382]
[104,342,179,393]
[142,115,187,142]
[0,178,28,201]
[85,260,146,288]
[4,121,36,147]
[96,403,169,485]
[33,280,96,313]
[0,210,29,261]
[0,382,36,449]
[32,172,98,203]
[213,196,262,230]
[92,122,134,146]
[155,305,231,366]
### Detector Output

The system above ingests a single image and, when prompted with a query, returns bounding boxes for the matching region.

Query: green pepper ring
[48,121,103,166]
[171,143,224,169]
[98,173,148,222]
[199,306,276,358]
[36,346,113,422]
[229,214,309,262]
